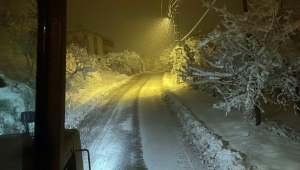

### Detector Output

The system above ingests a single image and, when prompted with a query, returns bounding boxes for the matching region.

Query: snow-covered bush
[179,37,206,88]
[183,37,203,67]
[102,50,143,75]
[159,45,176,71]
[268,121,300,140]
[170,46,185,75]
[181,0,300,120]
[158,44,185,75]
[178,37,217,90]
[159,37,214,87]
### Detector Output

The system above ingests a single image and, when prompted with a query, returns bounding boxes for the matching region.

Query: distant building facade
[67,28,114,55]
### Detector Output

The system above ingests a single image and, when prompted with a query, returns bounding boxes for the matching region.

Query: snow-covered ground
[2,70,299,169]
[139,73,207,170]
[162,72,300,170]
[66,71,300,170]
[71,72,208,169]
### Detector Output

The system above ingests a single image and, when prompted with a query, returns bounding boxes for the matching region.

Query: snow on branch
[181,0,300,121]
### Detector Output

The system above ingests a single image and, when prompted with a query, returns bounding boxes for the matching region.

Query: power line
[181,0,217,41]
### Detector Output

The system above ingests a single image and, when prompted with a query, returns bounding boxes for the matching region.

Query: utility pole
[168,0,183,84]
[172,8,181,46]
[168,0,182,46]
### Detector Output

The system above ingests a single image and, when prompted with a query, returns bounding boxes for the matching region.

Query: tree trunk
[212,88,217,97]
[254,102,261,126]
[295,86,300,116]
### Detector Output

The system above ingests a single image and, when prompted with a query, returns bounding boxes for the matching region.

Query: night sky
[67,0,243,58]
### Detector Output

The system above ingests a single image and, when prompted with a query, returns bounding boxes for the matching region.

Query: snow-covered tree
[178,37,218,90]
[182,0,300,122]
[6,0,37,77]
[66,43,100,92]
[179,37,210,88]
[102,50,143,75]
[66,43,99,80]
[159,39,204,75]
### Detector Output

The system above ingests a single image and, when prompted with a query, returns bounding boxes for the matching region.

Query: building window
[93,36,98,55]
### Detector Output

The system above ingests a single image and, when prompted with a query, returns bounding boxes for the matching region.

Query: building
[67,28,114,55]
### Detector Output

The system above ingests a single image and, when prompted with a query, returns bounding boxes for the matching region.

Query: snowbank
[65,71,133,128]
[161,73,256,170]
[0,74,35,135]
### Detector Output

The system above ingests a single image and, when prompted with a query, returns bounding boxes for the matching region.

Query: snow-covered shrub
[102,50,143,75]
[159,38,205,76]
[182,0,300,120]
[158,44,186,76]
[268,121,300,140]
[180,37,217,91]
[159,45,176,71]
[183,37,203,67]
[179,45,200,89]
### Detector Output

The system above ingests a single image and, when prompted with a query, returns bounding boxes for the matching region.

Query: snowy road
[77,73,207,170]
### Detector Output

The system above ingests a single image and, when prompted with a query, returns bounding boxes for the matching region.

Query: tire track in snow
[151,82,196,170]
[139,73,206,170]
[77,73,150,170]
